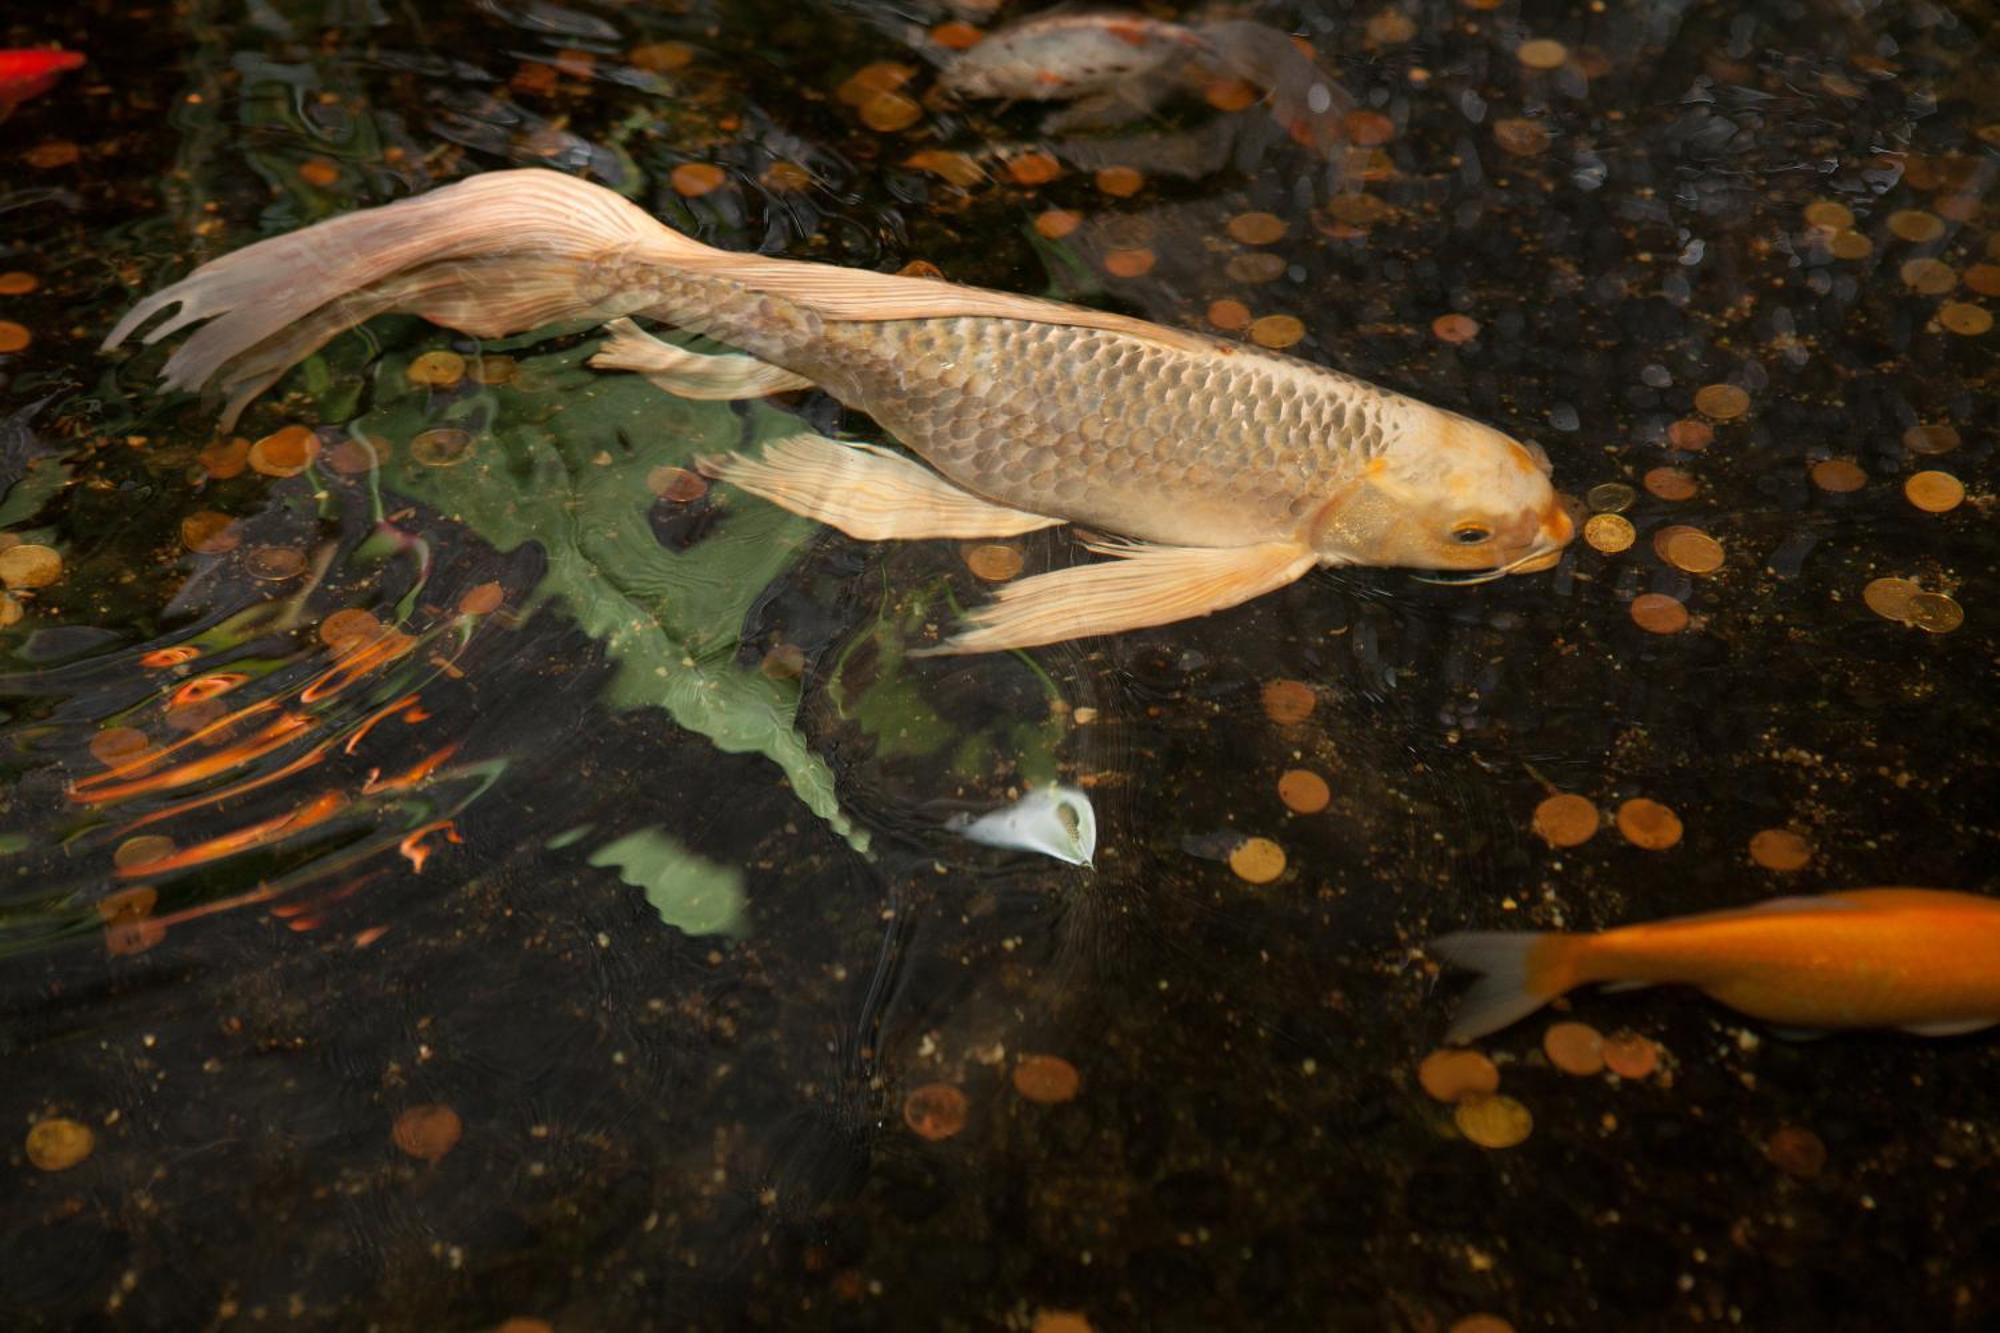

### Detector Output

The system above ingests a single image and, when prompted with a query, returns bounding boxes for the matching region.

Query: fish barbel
[1433,888,2000,1042]
[103,169,1571,652]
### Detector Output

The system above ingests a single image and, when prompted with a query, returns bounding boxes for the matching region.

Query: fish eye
[1450,522,1492,545]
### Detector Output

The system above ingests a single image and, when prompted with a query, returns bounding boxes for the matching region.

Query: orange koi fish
[1433,889,2000,1041]
[0,48,82,117]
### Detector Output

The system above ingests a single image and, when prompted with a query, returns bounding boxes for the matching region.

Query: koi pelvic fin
[1429,930,1582,1043]
[590,318,814,400]
[916,536,1316,656]
[697,433,1062,541]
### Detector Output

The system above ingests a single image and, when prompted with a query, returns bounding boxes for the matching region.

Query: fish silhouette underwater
[104,169,1572,653]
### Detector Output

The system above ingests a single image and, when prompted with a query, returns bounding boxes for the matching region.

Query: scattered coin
[1583,513,1635,553]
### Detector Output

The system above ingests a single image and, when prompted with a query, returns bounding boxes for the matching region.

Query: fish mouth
[1411,543,1567,587]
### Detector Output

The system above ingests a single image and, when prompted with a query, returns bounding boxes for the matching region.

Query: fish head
[1311,408,1573,577]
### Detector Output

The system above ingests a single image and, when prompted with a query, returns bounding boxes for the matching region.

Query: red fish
[0,49,84,117]
[1433,888,2000,1041]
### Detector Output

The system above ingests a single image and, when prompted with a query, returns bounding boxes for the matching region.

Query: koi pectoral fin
[916,537,1317,656]
[589,318,815,400]
[696,433,1063,541]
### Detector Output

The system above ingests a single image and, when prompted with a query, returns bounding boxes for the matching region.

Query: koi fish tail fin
[101,169,703,430]
[1429,931,1581,1043]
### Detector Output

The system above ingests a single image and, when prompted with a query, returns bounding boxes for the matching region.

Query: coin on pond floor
[1662,529,1724,574]
[411,428,475,467]
[406,350,466,387]
[1418,1049,1499,1103]
[1863,577,1920,622]
[1583,513,1634,553]
[1585,482,1635,513]
[1810,459,1867,492]
[1012,1054,1081,1104]
[1904,471,1964,513]
[1454,1092,1532,1148]
[902,1082,968,1140]
[1544,1022,1605,1076]
[1906,591,1963,634]
[1277,769,1330,813]
[1616,797,1683,850]
[1531,793,1599,847]
[392,1103,462,1160]
[1229,837,1287,884]
[0,543,61,588]
[244,546,307,581]
[1749,828,1812,871]
[1260,679,1316,725]
[1693,383,1749,420]
[248,424,316,477]
[1629,593,1688,634]
[25,1117,94,1172]
[1642,467,1697,501]
[1903,424,1960,455]
[1601,1031,1660,1079]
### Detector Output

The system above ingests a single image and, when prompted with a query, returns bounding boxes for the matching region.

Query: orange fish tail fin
[102,169,701,430]
[1430,931,1581,1043]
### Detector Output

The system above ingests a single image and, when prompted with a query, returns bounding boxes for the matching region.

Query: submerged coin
[1585,482,1635,513]
[1906,591,1964,634]
[411,428,475,467]
[1662,529,1724,574]
[1861,577,1920,622]
[1904,471,1964,513]
[1584,515,1635,557]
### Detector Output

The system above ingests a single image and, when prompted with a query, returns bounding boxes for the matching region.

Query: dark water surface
[2,0,1997,1328]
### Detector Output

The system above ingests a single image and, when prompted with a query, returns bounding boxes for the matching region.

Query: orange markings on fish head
[1315,409,1571,576]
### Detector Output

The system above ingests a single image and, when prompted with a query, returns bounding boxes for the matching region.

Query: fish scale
[603,259,1406,548]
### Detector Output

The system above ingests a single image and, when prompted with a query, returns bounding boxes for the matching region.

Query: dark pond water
[3,0,1997,1328]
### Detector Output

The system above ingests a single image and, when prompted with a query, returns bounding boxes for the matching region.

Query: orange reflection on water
[112,790,349,878]
[139,646,202,668]
[363,744,459,794]
[170,672,250,707]
[398,819,461,873]
[74,712,316,806]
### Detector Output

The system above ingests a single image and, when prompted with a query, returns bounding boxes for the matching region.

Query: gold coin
[406,350,467,387]
[1802,200,1853,230]
[1515,38,1569,69]
[410,427,475,467]
[1249,314,1306,349]
[1662,529,1724,574]
[1585,481,1635,513]
[1862,577,1919,623]
[1226,211,1287,245]
[1828,229,1872,260]
[1629,593,1688,635]
[1904,470,1964,513]
[25,1117,95,1172]
[1583,513,1634,553]
[1454,1093,1533,1149]
[1228,836,1287,884]
[1903,423,1960,455]
[1531,793,1599,847]
[1906,591,1963,634]
[1938,302,1992,336]
[1693,383,1750,420]
[1887,209,1944,243]
[0,542,63,589]
[1899,258,1957,295]
[964,543,1024,582]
